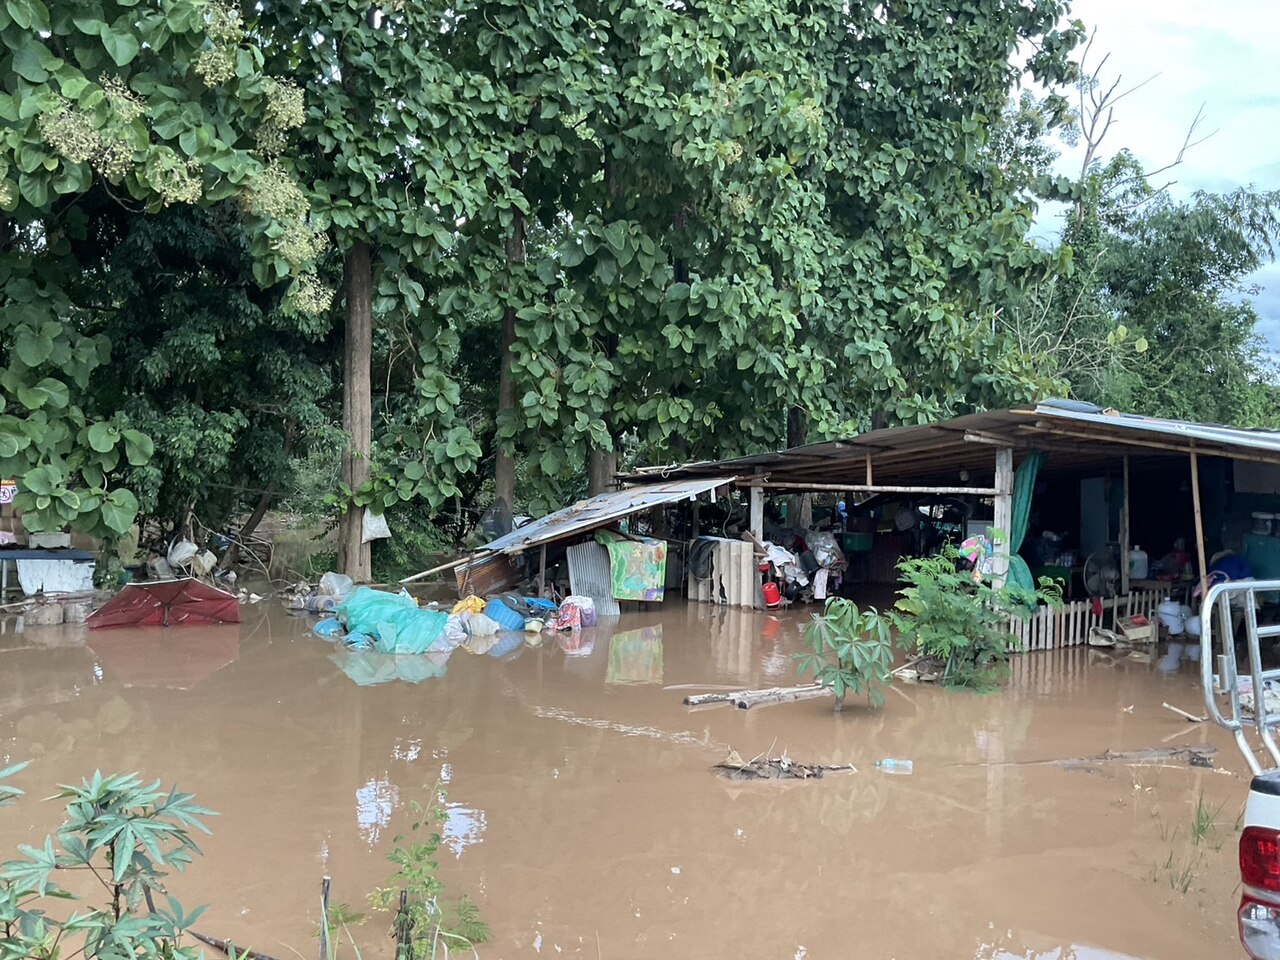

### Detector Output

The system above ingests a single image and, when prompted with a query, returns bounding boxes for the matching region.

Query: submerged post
[319,876,331,960]
[992,447,1014,586]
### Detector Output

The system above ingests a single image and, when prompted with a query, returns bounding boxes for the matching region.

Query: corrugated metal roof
[1030,401,1280,454]
[471,476,737,557]
[623,402,1280,487]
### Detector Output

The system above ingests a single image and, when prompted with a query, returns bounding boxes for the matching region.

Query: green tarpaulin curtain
[1006,449,1044,592]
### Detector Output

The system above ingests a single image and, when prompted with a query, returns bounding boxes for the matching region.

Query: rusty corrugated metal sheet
[455,553,522,596]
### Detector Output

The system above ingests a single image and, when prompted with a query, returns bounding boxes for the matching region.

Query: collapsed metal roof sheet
[473,476,737,557]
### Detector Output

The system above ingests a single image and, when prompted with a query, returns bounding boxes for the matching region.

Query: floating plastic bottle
[874,758,913,775]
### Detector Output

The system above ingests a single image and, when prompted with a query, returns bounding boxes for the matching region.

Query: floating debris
[714,749,857,781]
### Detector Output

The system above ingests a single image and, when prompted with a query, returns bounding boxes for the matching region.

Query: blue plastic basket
[484,598,527,632]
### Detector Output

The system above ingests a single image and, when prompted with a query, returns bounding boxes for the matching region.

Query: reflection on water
[606,625,663,684]
[354,776,398,845]
[978,941,1143,960]
[440,800,486,858]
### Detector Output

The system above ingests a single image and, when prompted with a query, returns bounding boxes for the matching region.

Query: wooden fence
[1008,588,1164,651]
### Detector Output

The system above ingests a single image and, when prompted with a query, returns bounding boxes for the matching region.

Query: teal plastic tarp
[335,587,450,655]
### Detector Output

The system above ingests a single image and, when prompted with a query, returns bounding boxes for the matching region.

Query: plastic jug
[1128,545,1149,580]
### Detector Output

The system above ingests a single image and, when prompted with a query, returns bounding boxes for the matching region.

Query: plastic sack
[524,597,559,616]
[336,586,449,654]
[484,598,527,632]
[443,614,468,648]
[464,612,500,637]
[553,603,581,632]
[452,595,486,615]
[190,550,217,577]
[361,509,392,543]
[313,617,345,639]
[562,595,597,628]
[319,572,354,598]
[167,539,199,567]
[808,532,846,570]
[343,631,373,650]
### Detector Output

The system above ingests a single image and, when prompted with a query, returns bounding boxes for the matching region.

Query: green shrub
[794,598,901,710]
[887,541,1062,689]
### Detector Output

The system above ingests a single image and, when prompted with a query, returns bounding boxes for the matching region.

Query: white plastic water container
[1252,512,1275,536]
[1158,598,1185,635]
[1129,545,1149,580]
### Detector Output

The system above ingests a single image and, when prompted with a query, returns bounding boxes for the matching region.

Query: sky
[1033,0,1280,350]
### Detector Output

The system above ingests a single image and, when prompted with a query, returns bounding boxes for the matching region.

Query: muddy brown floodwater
[0,602,1252,959]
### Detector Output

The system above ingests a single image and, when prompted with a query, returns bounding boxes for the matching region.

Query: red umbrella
[87,579,241,629]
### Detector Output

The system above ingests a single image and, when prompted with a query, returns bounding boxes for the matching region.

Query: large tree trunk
[786,406,811,529]
[494,213,524,511]
[338,241,373,581]
[587,446,616,497]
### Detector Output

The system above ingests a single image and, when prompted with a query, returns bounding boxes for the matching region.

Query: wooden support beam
[992,447,1014,586]
[749,485,764,543]
[1120,455,1131,596]
[963,430,1015,447]
[1190,450,1209,600]
[744,481,999,496]
[864,452,873,486]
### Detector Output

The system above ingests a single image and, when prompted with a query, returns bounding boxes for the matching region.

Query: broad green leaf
[100,25,140,67]
[87,422,118,453]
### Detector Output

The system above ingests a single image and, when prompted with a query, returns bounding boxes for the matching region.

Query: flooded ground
[0,601,1250,959]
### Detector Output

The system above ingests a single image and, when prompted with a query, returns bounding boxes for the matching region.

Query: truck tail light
[1244,827,1280,893]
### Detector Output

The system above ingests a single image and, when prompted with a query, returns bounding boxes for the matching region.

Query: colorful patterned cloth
[595,531,667,601]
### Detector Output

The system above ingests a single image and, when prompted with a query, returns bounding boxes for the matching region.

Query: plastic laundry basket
[484,598,527,632]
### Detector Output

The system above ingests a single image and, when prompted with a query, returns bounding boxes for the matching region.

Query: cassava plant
[365,781,488,960]
[887,540,1063,690]
[794,598,901,710]
[0,763,217,960]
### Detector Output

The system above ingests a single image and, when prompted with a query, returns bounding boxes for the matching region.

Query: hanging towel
[813,568,830,600]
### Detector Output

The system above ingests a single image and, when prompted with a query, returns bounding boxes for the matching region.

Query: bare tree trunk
[494,213,524,511]
[786,406,811,529]
[338,241,373,581]
[215,484,276,574]
[587,446,616,497]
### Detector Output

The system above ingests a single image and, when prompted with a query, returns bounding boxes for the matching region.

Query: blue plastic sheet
[336,587,450,654]
[313,617,345,639]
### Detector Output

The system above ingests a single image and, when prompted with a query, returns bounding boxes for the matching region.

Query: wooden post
[1190,450,1209,600]
[992,447,1014,586]
[538,544,547,597]
[864,452,873,486]
[1120,455,1131,596]
[749,485,764,544]
[319,876,331,960]
[337,242,373,581]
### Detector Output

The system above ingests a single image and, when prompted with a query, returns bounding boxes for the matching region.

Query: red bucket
[761,582,781,608]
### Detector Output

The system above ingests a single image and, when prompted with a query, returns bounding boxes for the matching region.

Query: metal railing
[1200,579,1280,775]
